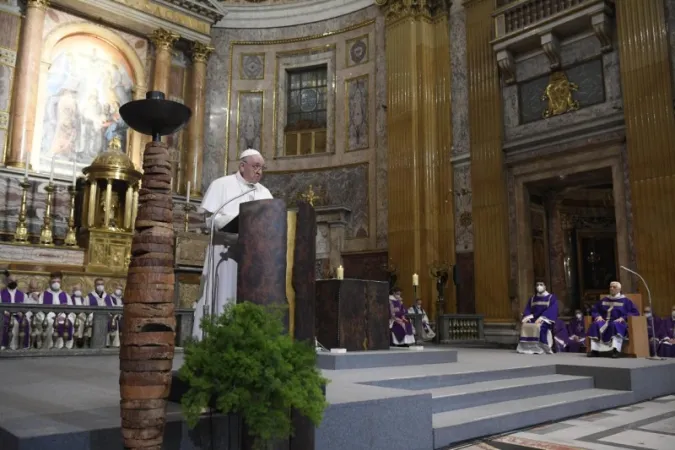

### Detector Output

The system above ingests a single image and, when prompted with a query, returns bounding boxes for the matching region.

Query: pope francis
[192,149,273,339]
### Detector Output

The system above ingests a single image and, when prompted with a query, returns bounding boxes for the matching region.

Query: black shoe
[587,351,599,358]
[611,349,620,358]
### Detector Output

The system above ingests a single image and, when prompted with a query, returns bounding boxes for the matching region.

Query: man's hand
[669,338,675,345]
[571,335,578,341]
[535,318,543,325]
[594,316,603,322]
[615,317,625,323]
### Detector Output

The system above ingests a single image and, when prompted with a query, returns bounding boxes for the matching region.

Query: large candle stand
[183,202,195,232]
[64,185,78,247]
[13,178,32,244]
[39,183,55,246]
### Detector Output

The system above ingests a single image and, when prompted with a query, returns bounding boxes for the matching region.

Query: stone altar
[315,279,389,351]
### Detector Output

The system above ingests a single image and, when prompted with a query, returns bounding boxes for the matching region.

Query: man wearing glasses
[192,148,273,339]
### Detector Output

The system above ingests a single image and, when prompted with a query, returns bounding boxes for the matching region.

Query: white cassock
[192,171,273,339]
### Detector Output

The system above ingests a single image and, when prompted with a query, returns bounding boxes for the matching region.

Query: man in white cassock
[192,149,273,339]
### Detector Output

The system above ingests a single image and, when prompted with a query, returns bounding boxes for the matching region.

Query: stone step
[430,374,594,413]
[432,388,633,449]
[364,364,556,390]
[316,348,458,370]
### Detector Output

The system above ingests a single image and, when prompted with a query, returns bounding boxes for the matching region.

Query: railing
[0,304,194,356]
[494,0,591,38]
[438,314,485,343]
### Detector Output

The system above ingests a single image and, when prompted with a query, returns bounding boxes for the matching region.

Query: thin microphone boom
[620,265,663,360]
[202,187,256,339]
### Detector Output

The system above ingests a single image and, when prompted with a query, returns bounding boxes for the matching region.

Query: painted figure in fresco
[239,111,261,153]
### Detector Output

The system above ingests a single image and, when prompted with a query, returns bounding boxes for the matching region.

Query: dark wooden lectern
[315,279,390,351]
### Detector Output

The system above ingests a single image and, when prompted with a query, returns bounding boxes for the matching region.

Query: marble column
[379,0,455,318]
[129,84,147,169]
[149,28,179,95]
[464,0,511,321]
[6,0,49,169]
[182,42,213,196]
[616,0,675,316]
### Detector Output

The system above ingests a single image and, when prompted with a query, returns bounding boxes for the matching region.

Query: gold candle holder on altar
[13,178,32,244]
[80,137,142,274]
[183,203,195,232]
[39,183,55,246]
[64,185,78,247]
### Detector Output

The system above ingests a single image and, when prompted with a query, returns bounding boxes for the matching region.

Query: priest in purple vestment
[553,318,570,353]
[38,274,71,305]
[516,281,559,355]
[566,309,587,353]
[389,287,415,346]
[86,278,115,306]
[656,306,675,358]
[71,284,84,306]
[644,306,662,357]
[1,273,25,304]
[587,281,639,358]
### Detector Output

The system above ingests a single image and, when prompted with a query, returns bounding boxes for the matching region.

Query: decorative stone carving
[377,0,451,23]
[591,12,613,53]
[496,49,516,85]
[190,41,214,63]
[149,28,180,51]
[540,33,561,70]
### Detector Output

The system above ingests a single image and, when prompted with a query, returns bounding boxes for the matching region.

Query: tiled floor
[450,396,675,450]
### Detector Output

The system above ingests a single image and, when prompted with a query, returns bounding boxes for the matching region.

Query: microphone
[619,265,663,360]
[203,187,256,339]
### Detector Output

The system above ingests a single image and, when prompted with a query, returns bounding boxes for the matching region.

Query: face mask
[576,313,582,320]
[672,311,675,318]
[114,289,122,297]
[74,290,82,297]
[7,282,17,290]
[536,285,545,293]
[51,282,60,291]
[644,312,652,318]
[96,285,104,293]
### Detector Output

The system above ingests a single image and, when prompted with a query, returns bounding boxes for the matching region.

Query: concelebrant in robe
[389,287,415,346]
[1,273,25,304]
[39,273,71,305]
[192,149,273,339]
[516,281,558,355]
[408,298,436,341]
[587,281,639,358]
[656,306,675,358]
[565,309,586,353]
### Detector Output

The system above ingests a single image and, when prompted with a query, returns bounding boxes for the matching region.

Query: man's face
[609,283,620,296]
[393,290,402,300]
[416,299,422,308]
[239,155,265,184]
[644,308,652,316]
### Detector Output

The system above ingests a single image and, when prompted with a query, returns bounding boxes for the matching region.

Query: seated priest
[39,273,71,305]
[71,284,84,306]
[1,272,25,304]
[87,278,115,306]
[587,281,639,358]
[656,305,675,358]
[565,309,587,353]
[26,280,40,304]
[517,281,558,354]
[192,149,273,340]
[553,318,570,353]
[644,306,662,356]
[389,287,415,346]
[111,283,124,306]
[408,298,436,341]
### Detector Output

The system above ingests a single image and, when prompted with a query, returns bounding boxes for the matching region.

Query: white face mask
[671,311,675,319]
[114,289,122,297]
[644,312,652,318]
[74,290,82,297]
[51,282,60,291]
[96,285,104,293]
[576,313,583,320]
[536,285,545,294]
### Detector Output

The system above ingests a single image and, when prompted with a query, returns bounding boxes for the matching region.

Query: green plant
[179,301,329,449]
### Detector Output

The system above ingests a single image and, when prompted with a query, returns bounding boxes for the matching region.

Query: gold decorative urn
[80,137,142,274]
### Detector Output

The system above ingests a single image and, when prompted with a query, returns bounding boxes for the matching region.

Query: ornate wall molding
[377,0,450,24]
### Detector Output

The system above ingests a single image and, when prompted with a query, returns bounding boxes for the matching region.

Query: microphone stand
[620,265,664,360]
[202,187,256,340]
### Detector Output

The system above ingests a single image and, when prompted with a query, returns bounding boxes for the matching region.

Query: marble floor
[450,395,675,450]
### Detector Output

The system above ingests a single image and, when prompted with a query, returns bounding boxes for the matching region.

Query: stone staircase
[361,362,633,449]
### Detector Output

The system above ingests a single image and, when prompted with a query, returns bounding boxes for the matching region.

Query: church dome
[88,149,135,172]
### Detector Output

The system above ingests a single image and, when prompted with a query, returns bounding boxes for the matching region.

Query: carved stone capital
[591,12,613,53]
[378,0,451,24]
[190,41,214,64]
[149,28,180,52]
[496,49,516,85]
[26,0,49,10]
[540,32,561,70]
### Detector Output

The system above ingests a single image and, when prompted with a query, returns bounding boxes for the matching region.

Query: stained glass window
[286,65,328,131]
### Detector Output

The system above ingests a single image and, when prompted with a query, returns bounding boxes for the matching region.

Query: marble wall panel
[503,35,622,145]
[236,90,263,154]
[346,74,369,151]
[0,10,19,164]
[204,5,386,250]
[263,164,369,239]
[453,163,473,252]
[450,2,469,156]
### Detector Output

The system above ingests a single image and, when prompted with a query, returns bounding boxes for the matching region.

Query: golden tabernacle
[80,137,142,274]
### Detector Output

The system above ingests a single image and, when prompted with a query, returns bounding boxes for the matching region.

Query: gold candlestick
[183,203,195,232]
[39,183,55,246]
[13,178,31,244]
[64,185,78,247]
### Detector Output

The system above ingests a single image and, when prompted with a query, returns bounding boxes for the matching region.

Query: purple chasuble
[657,317,675,358]
[1,312,11,347]
[87,292,113,306]
[587,296,639,344]
[1,289,25,303]
[520,293,558,345]
[389,298,414,343]
[553,319,569,352]
[42,291,69,305]
[565,318,587,353]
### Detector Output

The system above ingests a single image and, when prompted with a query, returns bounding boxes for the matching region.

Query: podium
[315,279,390,351]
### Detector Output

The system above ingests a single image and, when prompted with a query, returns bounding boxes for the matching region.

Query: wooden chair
[584,293,649,358]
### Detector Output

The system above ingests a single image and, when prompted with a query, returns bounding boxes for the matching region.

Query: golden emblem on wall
[541,71,579,118]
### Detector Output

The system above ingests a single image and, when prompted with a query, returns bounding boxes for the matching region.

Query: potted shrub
[179,301,329,450]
